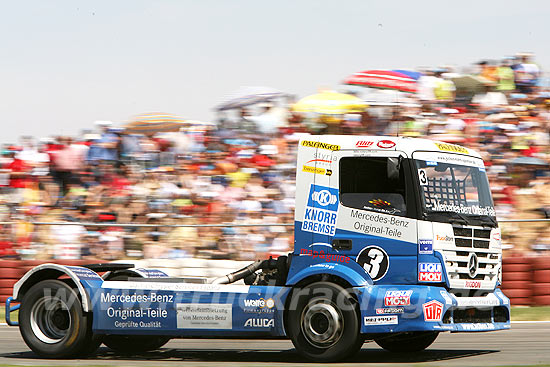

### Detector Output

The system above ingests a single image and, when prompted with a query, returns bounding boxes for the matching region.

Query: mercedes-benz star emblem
[468,253,479,278]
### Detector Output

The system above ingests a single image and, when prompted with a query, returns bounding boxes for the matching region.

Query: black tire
[286,282,363,362]
[375,331,439,352]
[19,279,100,358]
[103,335,171,353]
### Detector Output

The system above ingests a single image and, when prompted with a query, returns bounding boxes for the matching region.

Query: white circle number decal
[356,246,389,281]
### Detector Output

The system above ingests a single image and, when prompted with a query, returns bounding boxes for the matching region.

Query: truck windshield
[415,159,496,223]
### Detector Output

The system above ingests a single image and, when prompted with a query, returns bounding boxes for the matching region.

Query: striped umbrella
[123,113,186,135]
[343,69,419,93]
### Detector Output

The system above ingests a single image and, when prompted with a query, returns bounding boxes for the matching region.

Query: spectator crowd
[1,52,549,261]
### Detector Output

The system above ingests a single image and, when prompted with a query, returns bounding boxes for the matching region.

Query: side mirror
[387,157,400,181]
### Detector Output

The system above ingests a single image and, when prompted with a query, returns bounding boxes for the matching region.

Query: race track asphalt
[0,323,548,366]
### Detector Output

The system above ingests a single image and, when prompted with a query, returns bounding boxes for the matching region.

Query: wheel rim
[29,296,72,344]
[301,301,343,348]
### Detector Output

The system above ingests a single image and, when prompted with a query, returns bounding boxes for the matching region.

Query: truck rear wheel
[375,331,439,352]
[287,282,363,362]
[103,335,171,353]
[19,279,100,358]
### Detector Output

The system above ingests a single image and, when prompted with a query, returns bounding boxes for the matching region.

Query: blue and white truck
[6,136,510,362]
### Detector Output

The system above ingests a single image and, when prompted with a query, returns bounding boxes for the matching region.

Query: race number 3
[418,169,428,186]
[356,246,389,281]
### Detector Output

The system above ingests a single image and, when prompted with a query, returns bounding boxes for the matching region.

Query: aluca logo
[312,190,337,207]
[244,318,274,328]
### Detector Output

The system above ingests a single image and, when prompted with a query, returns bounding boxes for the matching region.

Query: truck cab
[288,135,509,334]
[291,135,503,290]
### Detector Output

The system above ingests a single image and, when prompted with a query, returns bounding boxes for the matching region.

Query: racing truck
[6,135,510,362]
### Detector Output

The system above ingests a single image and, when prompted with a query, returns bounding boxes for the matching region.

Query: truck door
[332,150,418,284]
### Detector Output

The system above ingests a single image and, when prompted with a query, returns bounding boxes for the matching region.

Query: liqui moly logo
[384,290,412,306]
[418,263,442,282]
[356,140,374,148]
[423,300,443,322]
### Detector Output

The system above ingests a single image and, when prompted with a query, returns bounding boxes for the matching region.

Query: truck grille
[439,226,500,290]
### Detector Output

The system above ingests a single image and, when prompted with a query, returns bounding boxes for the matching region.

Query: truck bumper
[354,285,511,334]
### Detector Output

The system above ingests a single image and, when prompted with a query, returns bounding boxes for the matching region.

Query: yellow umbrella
[292,91,367,115]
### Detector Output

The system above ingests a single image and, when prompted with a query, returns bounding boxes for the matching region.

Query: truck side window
[339,157,407,217]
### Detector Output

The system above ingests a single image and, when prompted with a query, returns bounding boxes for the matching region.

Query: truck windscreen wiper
[426,210,468,225]
[469,214,497,227]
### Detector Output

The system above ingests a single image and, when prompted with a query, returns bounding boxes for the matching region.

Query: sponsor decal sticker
[243,298,274,309]
[67,266,102,280]
[418,263,442,282]
[365,199,401,215]
[455,294,501,307]
[356,246,389,281]
[376,307,404,315]
[377,140,396,149]
[430,202,496,216]
[302,165,326,175]
[461,323,495,331]
[440,290,453,305]
[299,249,351,263]
[349,209,410,239]
[418,239,433,254]
[306,152,337,168]
[434,142,469,154]
[364,315,398,325]
[102,281,250,293]
[356,140,374,148]
[301,140,340,151]
[176,303,232,329]
[465,280,481,289]
[423,300,443,322]
[302,165,332,176]
[435,234,453,243]
[369,199,392,208]
[384,290,412,306]
[134,268,169,278]
[244,318,274,328]
[302,184,339,236]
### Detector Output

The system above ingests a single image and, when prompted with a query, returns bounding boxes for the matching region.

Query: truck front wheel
[375,331,439,352]
[19,279,100,358]
[287,282,363,362]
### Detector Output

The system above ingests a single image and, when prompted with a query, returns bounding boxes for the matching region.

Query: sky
[1,0,550,143]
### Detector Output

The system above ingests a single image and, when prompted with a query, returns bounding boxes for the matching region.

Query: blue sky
[1,1,549,142]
